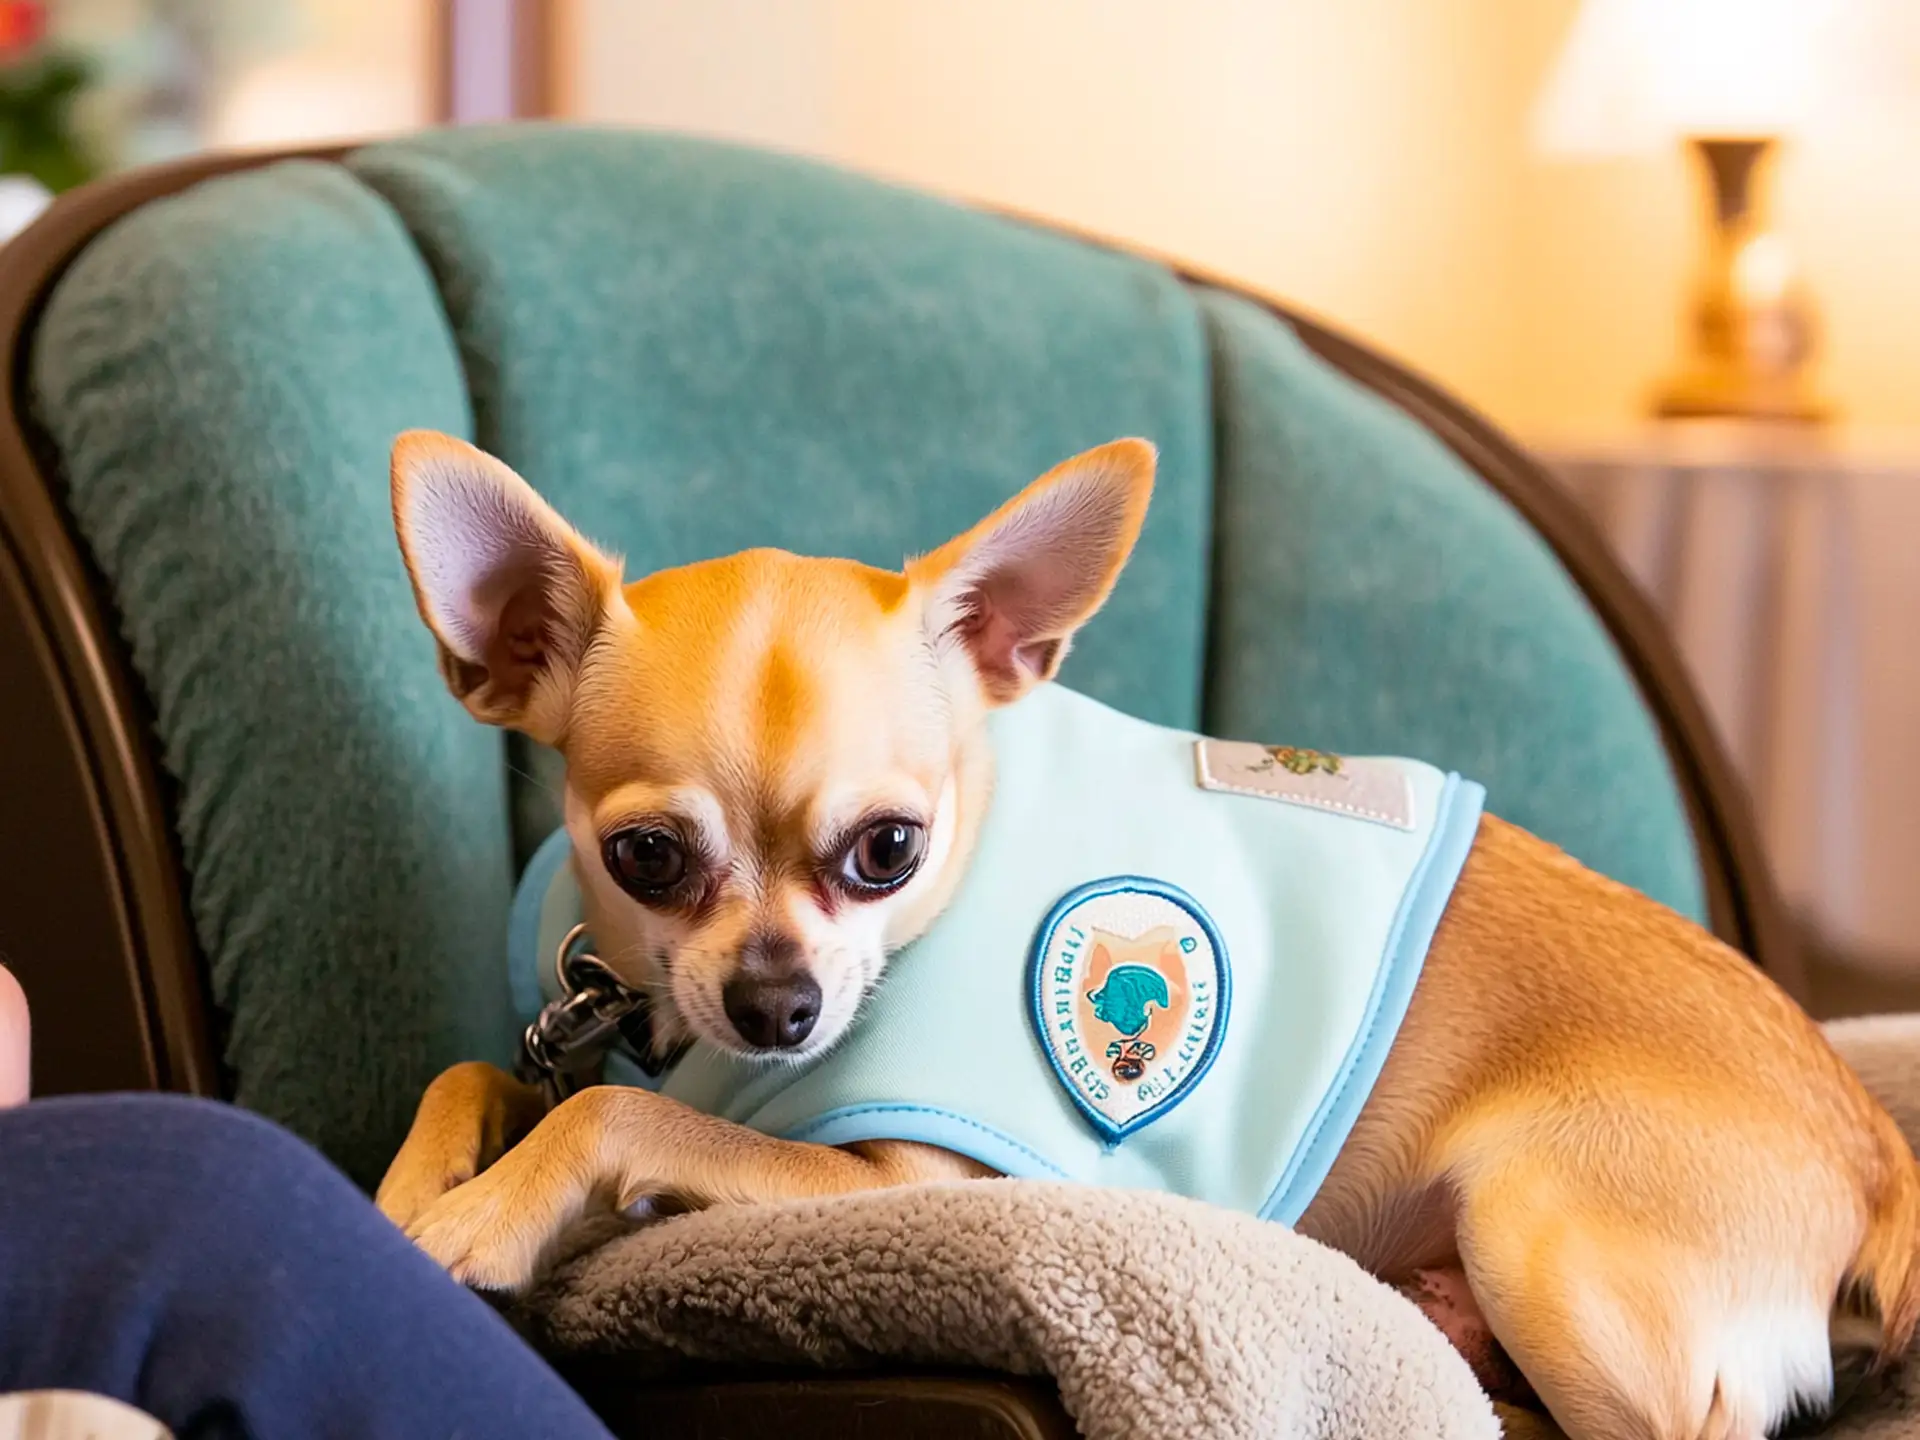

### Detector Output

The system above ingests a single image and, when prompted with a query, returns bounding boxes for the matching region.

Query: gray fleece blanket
[517,1016,1920,1439]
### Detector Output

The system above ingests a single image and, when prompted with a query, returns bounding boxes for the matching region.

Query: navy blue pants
[0,1094,616,1439]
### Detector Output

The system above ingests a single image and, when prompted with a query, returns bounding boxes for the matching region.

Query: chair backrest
[0,126,1775,1185]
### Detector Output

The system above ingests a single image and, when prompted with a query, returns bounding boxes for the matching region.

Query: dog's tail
[1840,1108,1920,1372]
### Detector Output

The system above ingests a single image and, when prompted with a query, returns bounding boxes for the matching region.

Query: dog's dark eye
[604,827,689,900]
[841,820,927,894]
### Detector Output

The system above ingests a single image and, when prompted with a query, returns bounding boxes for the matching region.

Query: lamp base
[1655,364,1829,423]
[1657,137,1831,427]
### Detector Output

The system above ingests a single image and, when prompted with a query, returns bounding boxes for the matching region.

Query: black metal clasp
[516,923,655,1107]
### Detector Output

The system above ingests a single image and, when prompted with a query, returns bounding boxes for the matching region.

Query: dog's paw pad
[407,1186,546,1294]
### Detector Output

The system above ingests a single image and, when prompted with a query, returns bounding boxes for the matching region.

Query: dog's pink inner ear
[944,484,1140,701]
[1090,944,1111,974]
[954,571,1073,697]
[462,570,562,701]
[419,518,576,706]
[918,440,1155,706]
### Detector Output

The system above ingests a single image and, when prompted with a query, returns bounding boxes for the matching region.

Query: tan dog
[377,431,1917,1440]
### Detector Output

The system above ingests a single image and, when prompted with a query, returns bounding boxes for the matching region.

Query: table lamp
[1532,0,1833,422]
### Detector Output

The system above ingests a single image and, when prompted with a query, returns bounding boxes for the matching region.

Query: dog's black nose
[722,973,821,1049]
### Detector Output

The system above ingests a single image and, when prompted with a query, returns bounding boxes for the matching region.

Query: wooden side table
[1542,423,1920,980]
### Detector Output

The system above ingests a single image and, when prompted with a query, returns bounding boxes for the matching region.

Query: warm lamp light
[1532,0,1836,422]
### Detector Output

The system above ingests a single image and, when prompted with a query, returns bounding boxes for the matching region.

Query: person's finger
[0,964,30,1106]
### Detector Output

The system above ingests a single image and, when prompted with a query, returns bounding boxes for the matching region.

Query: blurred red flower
[0,2,46,65]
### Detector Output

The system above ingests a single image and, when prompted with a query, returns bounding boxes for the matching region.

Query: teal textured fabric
[1197,290,1704,919]
[29,161,518,1187]
[343,127,1215,855]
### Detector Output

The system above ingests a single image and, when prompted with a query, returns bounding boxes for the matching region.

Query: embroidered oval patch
[1027,877,1231,1143]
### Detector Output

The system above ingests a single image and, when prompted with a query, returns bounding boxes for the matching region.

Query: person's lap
[0,1093,615,1440]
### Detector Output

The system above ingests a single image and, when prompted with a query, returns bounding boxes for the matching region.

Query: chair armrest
[577,1373,1077,1440]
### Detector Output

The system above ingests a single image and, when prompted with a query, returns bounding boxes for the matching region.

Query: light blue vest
[509,684,1484,1224]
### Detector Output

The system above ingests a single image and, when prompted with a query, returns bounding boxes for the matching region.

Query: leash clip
[516,923,655,1106]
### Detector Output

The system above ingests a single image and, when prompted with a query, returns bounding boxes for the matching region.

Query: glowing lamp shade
[1532,0,1832,157]
[1531,0,1843,420]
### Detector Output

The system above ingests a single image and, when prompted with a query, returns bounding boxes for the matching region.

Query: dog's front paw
[406,1166,577,1294]
[375,1157,472,1237]
[377,1061,546,1237]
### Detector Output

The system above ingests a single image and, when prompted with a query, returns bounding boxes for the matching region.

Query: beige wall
[210,1,432,151]
[566,0,1919,440]
[569,0,1533,428]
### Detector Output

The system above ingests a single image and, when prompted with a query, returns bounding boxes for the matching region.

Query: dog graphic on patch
[1081,926,1192,1085]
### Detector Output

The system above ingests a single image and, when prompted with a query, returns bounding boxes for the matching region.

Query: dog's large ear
[391,430,622,744]
[909,439,1155,705]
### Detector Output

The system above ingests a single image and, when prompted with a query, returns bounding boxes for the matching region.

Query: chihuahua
[377,432,1916,1440]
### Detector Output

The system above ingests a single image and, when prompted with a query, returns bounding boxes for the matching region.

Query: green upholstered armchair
[0,125,1794,1436]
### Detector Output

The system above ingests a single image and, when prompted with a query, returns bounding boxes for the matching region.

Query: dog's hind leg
[1450,1151,1844,1440]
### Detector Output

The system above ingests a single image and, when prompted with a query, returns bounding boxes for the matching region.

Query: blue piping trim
[1025,875,1233,1144]
[785,1103,1073,1180]
[508,826,576,1026]
[1256,773,1486,1224]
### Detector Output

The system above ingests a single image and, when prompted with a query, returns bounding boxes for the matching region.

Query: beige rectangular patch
[1193,739,1415,830]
